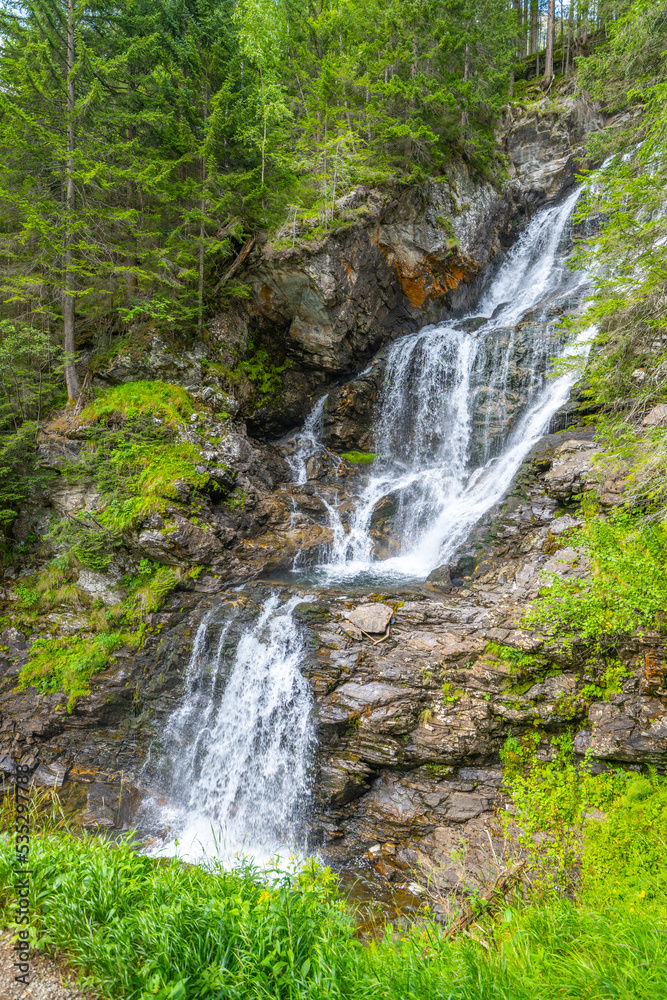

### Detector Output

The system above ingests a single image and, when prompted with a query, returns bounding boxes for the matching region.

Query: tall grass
[0,812,665,1000]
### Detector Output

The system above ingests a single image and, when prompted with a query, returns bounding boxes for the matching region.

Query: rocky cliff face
[237,96,601,434]
[91,95,601,438]
[2,418,665,893]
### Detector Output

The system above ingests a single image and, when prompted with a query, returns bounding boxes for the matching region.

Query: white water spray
[152,595,315,863]
[284,395,328,485]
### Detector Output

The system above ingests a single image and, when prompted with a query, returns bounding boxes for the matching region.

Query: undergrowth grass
[0,767,665,999]
[523,510,667,649]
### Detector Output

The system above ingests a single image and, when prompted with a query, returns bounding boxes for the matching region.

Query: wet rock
[81,782,143,830]
[343,604,393,634]
[574,696,667,764]
[76,570,124,606]
[339,621,363,641]
[323,367,383,452]
[32,761,68,788]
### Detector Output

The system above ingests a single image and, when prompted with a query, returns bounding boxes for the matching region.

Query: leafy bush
[501,733,631,893]
[583,771,667,907]
[524,512,667,649]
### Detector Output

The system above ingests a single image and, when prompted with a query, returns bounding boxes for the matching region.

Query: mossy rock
[340,451,378,465]
[294,602,329,622]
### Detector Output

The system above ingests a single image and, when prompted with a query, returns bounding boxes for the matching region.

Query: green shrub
[583,771,667,908]
[500,733,631,893]
[524,512,667,649]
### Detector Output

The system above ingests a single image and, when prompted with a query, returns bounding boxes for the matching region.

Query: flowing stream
[150,188,591,863]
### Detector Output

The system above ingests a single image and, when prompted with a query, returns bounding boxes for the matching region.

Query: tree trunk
[566,0,574,73]
[513,0,522,60]
[406,34,417,161]
[64,0,79,404]
[461,41,470,128]
[544,0,555,80]
[126,125,138,296]
[198,78,209,339]
[529,0,538,55]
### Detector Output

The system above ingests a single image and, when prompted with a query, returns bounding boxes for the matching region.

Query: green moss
[80,380,196,427]
[484,642,543,670]
[340,451,378,465]
[18,631,139,711]
[225,488,247,510]
[425,763,453,777]
[15,560,197,709]
[67,383,217,532]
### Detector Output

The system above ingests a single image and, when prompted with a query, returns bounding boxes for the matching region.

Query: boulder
[543,439,599,499]
[343,603,393,634]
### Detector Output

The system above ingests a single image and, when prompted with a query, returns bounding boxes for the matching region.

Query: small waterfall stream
[151,595,315,862]
[150,188,592,864]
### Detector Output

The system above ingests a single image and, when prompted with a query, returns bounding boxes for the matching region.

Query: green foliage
[225,345,291,405]
[0,421,55,530]
[501,733,631,893]
[583,771,667,906]
[0,0,520,403]
[71,381,218,532]
[14,550,190,706]
[524,512,667,648]
[2,803,667,999]
[225,488,248,510]
[563,2,667,519]
[121,561,182,620]
[17,631,136,711]
[340,451,378,465]
[80,381,196,427]
[0,322,63,528]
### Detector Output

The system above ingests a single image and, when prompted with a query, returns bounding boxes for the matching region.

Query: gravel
[0,932,92,1000]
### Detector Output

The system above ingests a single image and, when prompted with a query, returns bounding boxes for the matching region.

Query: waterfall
[319,186,590,581]
[152,595,315,863]
[148,188,590,861]
[284,394,328,485]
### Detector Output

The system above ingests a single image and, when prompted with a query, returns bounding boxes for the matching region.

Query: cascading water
[313,186,591,581]
[148,595,315,863]
[149,187,591,864]
[284,394,328,485]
